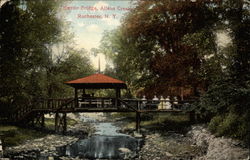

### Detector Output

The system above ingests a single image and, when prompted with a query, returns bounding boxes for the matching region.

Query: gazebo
[65,73,127,108]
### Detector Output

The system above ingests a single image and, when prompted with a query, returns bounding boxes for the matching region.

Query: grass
[0,117,78,147]
[112,112,191,133]
[0,126,18,132]
[0,125,47,147]
[44,117,78,130]
[111,112,136,120]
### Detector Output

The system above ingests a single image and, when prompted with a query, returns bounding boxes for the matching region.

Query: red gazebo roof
[65,73,127,89]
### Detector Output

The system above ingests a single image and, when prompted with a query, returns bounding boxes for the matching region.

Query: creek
[56,114,143,159]
[5,113,249,160]
[5,113,143,160]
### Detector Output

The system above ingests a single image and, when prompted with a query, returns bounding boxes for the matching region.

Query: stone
[48,157,54,160]
[165,152,173,157]
[133,131,143,138]
[189,125,249,160]
[119,147,131,153]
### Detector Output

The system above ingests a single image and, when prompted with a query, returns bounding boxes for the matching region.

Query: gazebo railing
[76,97,194,111]
[78,97,115,108]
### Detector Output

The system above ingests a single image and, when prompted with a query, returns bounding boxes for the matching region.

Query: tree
[45,47,94,98]
[0,0,94,118]
[100,29,147,97]
[0,0,63,114]
[196,0,250,141]
[100,0,220,98]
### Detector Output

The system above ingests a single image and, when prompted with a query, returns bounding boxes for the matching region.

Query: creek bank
[114,112,249,160]
[115,116,200,160]
[126,125,249,160]
[135,132,199,160]
[188,125,249,160]
[5,135,78,159]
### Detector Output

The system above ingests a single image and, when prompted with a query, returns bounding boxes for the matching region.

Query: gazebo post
[75,88,78,108]
[82,89,85,95]
[115,88,121,108]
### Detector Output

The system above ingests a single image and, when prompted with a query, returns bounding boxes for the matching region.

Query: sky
[0,0,8,7]
[1,0,231,71]
[60,1,231,71]
[60,0,135,71]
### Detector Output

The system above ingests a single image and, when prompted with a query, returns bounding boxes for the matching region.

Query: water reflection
[57,135,142,159]
[94,123,128,136]
[57,115,143,159]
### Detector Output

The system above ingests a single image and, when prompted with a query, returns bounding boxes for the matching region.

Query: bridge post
[0,139,3,158]
[136,112,141,132]
[189,111,196,124]
[41,113,45,128]
[55,112,67,133]
[63,113,67,134]
[115,88,121,108]
[32,112,45,128]
[75,88,79,108]
[55,112,59,132]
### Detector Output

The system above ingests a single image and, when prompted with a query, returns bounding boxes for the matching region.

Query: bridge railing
[56,98,75,111]
[118,99,138,111]
[33,98,74,110]
[4,97,195,123]
[3,98,76,123]
[7,104,33,122]
[122,99,194,111]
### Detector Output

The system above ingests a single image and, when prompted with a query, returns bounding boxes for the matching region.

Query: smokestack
[98,55,101,73]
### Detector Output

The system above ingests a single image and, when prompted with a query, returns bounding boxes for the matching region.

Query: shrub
[194,79,250,143]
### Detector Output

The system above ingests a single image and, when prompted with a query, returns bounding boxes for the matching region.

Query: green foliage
[100,29,146,97]
[194,62,250,141]
[201,79,250,141]
[192,0,250,142]
[0,0,63,114]
[0,0,94,119]
[45,48,94,98]
[209,112,249,140]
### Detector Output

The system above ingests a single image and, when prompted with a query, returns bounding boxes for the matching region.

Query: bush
[194,79,250,143]
[209,112,249,141]
[208,115,224,134]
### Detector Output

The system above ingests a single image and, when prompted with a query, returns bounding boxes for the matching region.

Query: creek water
[56,114,143,159]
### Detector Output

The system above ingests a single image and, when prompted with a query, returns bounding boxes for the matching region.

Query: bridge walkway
[5,97,195,133]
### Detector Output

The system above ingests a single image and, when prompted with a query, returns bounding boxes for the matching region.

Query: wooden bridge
[1,74,196,133]
[6,97,194,133]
